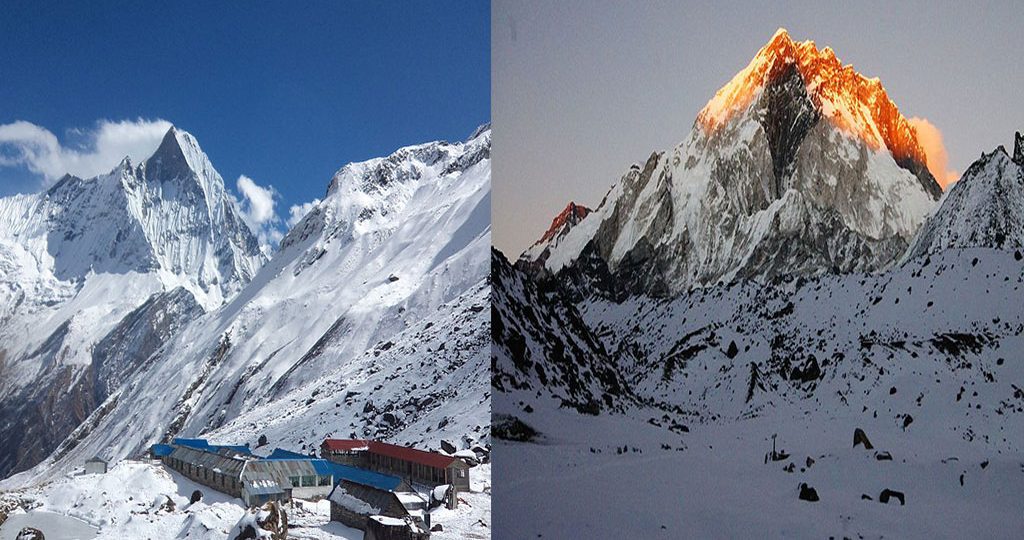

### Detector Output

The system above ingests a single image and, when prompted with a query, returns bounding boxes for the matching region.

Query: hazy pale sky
[493,0,1024,255]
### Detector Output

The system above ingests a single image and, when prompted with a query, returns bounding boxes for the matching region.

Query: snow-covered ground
[495,394,1024,539]
[431,463,491,540]
[0,460,491,539]
[494,245,1024,538]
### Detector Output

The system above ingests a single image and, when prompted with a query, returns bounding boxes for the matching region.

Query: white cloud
[237,175,277,226]
[0,118,172,184]
[287,199,321,228]
[234,174,285,250]
[908,117,959,189]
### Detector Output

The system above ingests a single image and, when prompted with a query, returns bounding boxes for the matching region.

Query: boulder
[853,428,874,449]
[231,501,288,540]
[158,495,176,513]
[190,490,203,504]
[16,528,44,540]
[879,488,905,506]
[471,445,490,463]
[798,483,819,502]
[875,451,893,461]
[440,439,458,454]
[790,355,821,383]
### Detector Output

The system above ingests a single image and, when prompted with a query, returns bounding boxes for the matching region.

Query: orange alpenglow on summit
[535,201,591,246]
[698,28,954,190]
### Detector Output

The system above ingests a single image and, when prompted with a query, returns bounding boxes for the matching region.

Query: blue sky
[0,1,489,244]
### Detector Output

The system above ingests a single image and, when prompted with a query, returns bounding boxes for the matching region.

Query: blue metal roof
[264,448,312,460]
[151,444,174,457]
[173,438,210,450]
[219,445,253,455]
[320,460,402,491]
[172,438,252,455]
[257,448,401,491]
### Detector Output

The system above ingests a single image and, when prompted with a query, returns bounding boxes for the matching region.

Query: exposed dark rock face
[758,63,821,197]
[15,527,44,540]
[0,288,200,479]
[790,355,821,383]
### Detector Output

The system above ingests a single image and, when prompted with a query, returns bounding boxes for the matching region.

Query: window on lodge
[318,475,331,486]
[457,468,466,478]
[301,475,316,487]
[289,476,301,487]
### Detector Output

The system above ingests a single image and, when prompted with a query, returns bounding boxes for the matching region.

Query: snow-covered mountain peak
[905,136,1024,259]
[698,29,938,198]
[325,127,490,199]
[537,201,591,246]
[521,31,941,298]
[517,201,591,267]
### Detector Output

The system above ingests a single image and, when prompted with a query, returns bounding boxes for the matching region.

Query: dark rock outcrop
[1014,131,1023,165]
[879,488,905,506]
[15,528,44,540]
[798,483,819,502]
[853,428,874,449]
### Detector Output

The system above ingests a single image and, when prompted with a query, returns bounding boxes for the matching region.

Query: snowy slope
[0,127,264,479]
[492,248,630,416]
[522,29,940,298]
[4,126,492,491]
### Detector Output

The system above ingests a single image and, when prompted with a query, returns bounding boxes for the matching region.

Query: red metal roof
[322,439,371,452]
[321,439,458,469]
[367,441,458,469]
